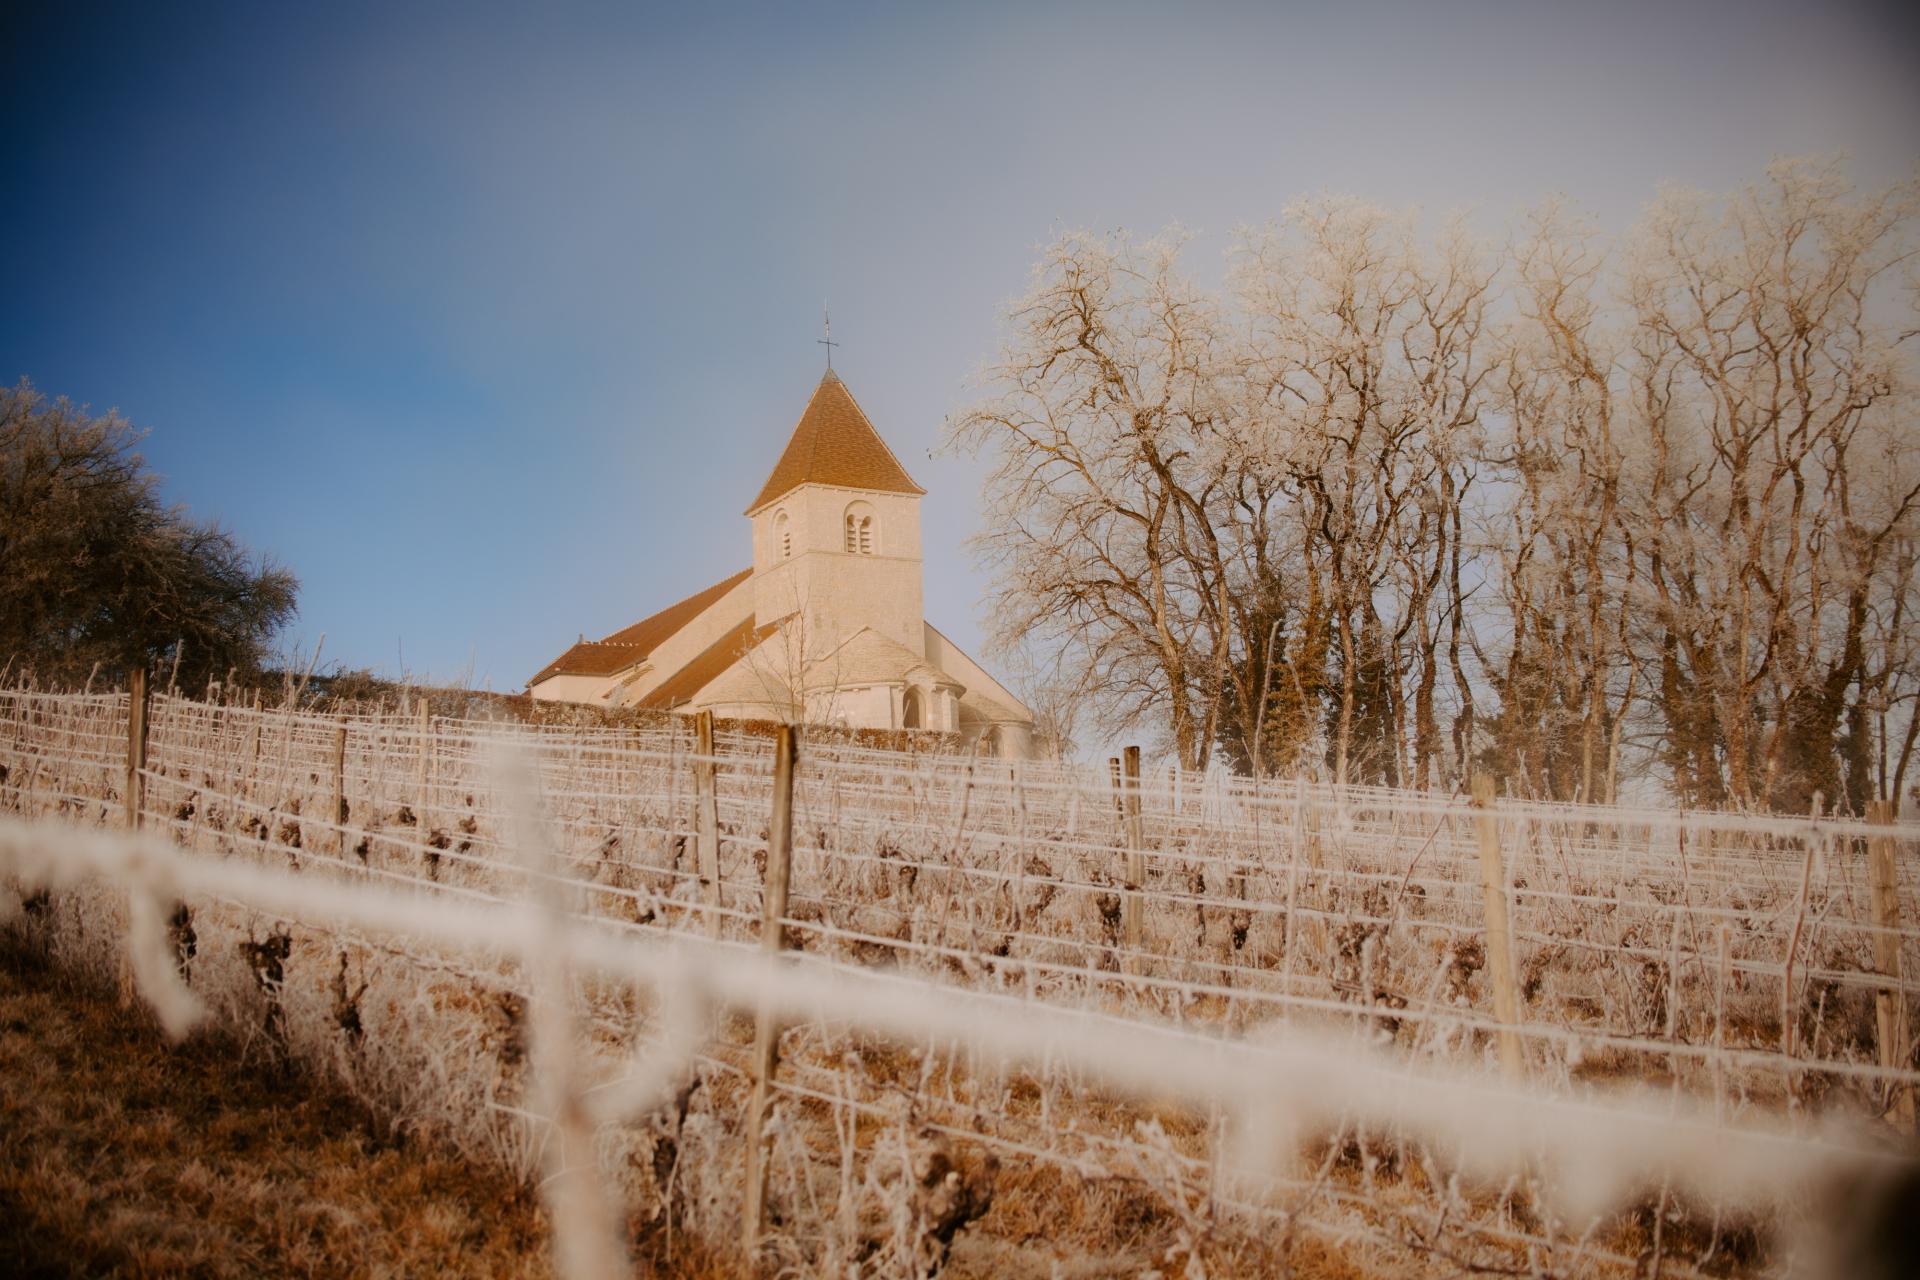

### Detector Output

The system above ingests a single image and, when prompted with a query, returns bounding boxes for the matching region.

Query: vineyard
[2,685,1916,1278]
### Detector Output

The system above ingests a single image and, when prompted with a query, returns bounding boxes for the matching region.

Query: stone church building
[528,370,1036,757]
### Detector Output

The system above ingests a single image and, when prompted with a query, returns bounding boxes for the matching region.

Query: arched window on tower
[843,501,876,555]
[773,510,792,560]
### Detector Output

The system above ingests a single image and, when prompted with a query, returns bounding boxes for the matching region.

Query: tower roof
[745,370,925,515]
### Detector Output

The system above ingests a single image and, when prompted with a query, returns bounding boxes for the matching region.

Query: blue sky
[4,1,1915,689]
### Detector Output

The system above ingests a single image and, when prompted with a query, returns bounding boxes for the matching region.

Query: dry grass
[0,939,557,1278]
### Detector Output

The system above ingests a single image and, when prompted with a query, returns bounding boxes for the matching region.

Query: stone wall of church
[923,625,1031,718]
[750,486,924,656]
[805,682,898,729]
[530,672,616,704]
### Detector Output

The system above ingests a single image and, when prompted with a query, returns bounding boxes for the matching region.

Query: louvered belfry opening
[844,505,875,555]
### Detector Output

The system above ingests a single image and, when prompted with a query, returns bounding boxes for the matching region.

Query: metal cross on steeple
[817,305,840,370]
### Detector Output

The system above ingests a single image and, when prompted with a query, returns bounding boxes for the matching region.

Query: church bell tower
[744,370,927,659]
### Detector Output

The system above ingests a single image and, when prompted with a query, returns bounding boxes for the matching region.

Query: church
[528,369,1036,758]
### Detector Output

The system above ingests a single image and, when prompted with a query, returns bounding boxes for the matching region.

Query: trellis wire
[3,686,1917,1277]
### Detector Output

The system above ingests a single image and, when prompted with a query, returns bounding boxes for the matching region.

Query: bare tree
[1484,201,1639,801]
[999,645,1088,761]
[1622,159,1920,810]
[1234,201,1494,787]
[949,230,1243,770]
[959,161,1919,808]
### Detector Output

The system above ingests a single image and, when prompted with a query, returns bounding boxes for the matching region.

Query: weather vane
[818,305,839,370]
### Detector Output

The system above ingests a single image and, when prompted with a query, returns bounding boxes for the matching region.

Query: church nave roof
[529,566,751,685]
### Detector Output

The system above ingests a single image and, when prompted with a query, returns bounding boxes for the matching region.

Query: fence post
[1868,799,1912,1131]
[331,720,349,856]
[1782,793,1823,1062]
[125,666,149,831]
[695,710,722,938]
[1121,745,1145,958]
[120,667,152,1007]
[1471,771,1524,1081]
[246,690,263,798]
[415,699,432,836]
[743,722,797,1263]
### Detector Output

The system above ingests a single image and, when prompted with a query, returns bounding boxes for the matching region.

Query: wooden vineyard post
[1868,799,1913,1131]
[331,720,349,856]
[245,689,264,799]
[695,710,722,938]
[415,699,432,839]
[1108,756,1123,819]
[1471,771,1525,1081]
[124,666,150,831]
[1782,794,1823,1062]
[1121,745,1145,959]
[120,667,152,1007]
[1714,924,1731,1121]
[742,723,798,1264]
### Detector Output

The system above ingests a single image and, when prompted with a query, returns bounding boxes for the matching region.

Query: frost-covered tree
[1483,201,1637,803]
[957,160,1920,811]
[1620,160,1920,811]
[1234,201,1494,788]
[948,231,1250,770]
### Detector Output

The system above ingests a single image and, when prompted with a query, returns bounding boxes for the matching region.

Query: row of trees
[952,159,1920,813]
[1,381,298,692]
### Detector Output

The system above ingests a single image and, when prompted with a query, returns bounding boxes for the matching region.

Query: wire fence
[2,686,1916,1277]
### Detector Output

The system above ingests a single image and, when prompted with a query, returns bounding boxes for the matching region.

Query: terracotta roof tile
[529,568,750,686]
[532,640,650,681]
[638,615,784,710]
[745,371,925,514]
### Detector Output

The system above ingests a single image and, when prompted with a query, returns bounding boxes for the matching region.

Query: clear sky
[4,1,1916,689]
